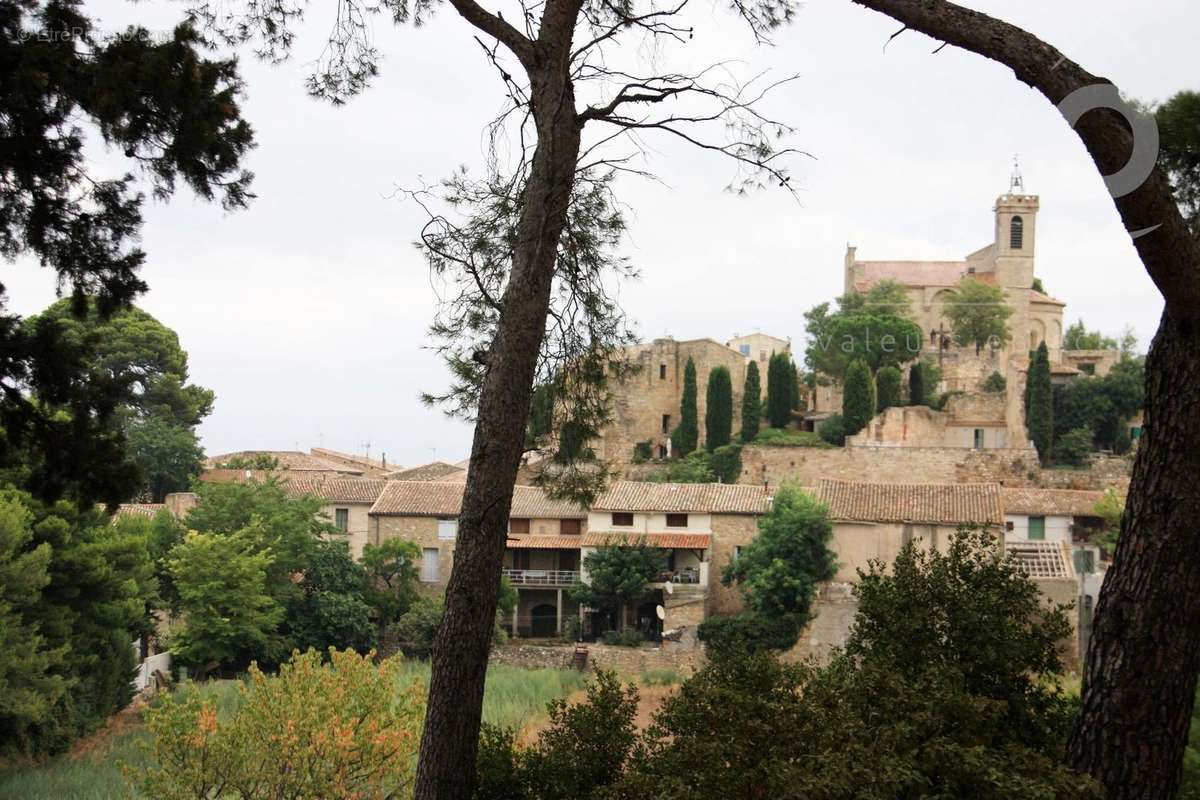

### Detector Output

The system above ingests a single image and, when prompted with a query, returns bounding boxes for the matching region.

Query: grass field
[0,663,587,800]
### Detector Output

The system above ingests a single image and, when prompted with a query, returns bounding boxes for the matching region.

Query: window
[967,266,976,274]
[509,518,530,534]
[973,428,985,449]
[1080,363,1096,375]
[739,344,750,356]
[1028,516,1046,541]
[659,363,667,380]
[421,548,440,582]
[1005,520,1015,532]
[658,444,667,459]
[560,518,581,536]
[437,518,458,540]
[612,512,634,527]
[662,414,671,434]
[666,513,688,528]
[334,508,349,532]
[1010,215,1024,249]
[733,546,743,562]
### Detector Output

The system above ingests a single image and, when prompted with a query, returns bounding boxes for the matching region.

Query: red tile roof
[370,482,586,519]
[283,477,388,504]
[817,479,1003,526]
[582,532,712,549]
[114,503,166,519]
[506,536,585,549]
[593,481,770,515]
[384,462,467,482]
[204,450,364,473]
[1000,488,1109,517]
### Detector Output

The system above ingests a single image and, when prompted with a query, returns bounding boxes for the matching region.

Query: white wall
[1005,514,1072,544]
[587,510,713,533]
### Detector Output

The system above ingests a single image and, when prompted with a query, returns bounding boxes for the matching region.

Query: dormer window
[1010,216,1024,249]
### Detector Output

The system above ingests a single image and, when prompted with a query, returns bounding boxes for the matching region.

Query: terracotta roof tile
[283,477,388,504]
[370,482,586,518]
[114,503,166,519]
[817,479,1003,526]
[506,536,585,549]
[582,532,712,549]
[384,462,467,482]
[204,450,363,474]
[592,481,771,515]
[1000,488,1109,517]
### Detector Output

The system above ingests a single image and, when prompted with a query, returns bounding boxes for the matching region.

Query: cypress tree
[766,353,792,428]
[672,357,699,456]
[909,361,925,406]
[843,359,875,436]
[705,366,733,452]
[789,360,802,411]
[740,360,761,443]
[876,365,901,412]
[1026,342,1054,461]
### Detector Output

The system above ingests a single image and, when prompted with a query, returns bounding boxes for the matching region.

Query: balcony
[502,568,580,587]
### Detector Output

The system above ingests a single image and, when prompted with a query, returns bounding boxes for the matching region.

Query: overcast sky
[6,0,1192,467]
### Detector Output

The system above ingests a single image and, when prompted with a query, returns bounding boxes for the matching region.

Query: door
[1028,516,1046,541]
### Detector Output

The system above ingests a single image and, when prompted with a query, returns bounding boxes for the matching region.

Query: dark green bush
[1055,426,1095,467]
[708,444,742,484]
[697,611,802,653]
[983,370,1007,392]
[817,414,846,446]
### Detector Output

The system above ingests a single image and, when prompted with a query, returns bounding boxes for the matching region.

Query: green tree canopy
[671,358,699,457]
[842,359,875,436]
[569,542,666,631]
[875,365,901,412]
[24,300,214,501]
[704,366,733,452]
[943,277,1014,355]
[1026,342,1054,461]
[739,360,761,443]
[1157,90,1200,236]
[804,298,923,381]
[1052,356,1145,451]
[361,538,422,631]
[1063,320,1119,351]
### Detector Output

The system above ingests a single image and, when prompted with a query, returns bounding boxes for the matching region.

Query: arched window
[1010,216,1024,249]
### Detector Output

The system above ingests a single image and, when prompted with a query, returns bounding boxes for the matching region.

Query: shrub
[1055,425,1095,467]
[874,365,901,411]
[841,359,875,435]
[708,444,742,484]
[128,649,424,800]
[473,671,639,800]
[817,414,846,446]
[704,366,733,451]
[697,611,802,653]
[390,595,445,658]
[601,629,645,647]
[755,428,830,448]
[983,370,1007,392]
[632,440,653,463]
[1112,424,1132,456]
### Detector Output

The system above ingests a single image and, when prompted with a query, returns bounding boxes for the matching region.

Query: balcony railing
[502,568,579,587]
[656,569,701,584]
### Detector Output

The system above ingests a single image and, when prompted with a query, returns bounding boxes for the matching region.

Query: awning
[581,532,712,549]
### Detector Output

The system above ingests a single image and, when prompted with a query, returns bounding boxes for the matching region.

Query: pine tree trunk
[1066,309,1200,798]
[411,10,583,798]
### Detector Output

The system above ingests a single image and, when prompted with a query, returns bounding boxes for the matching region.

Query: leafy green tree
[739,361,761,443]
[169,529,285,671]
[26,300,214,502]
[1032,277,1046,293]
[841,359,875,436]
[874,365,901,412]
[849,527,1075,751]
[292,540,376,654]
[765,352,793,428]
[0,3,252,509]
[362,538,422,631]
[704,366,733,452]
[837,279,913,318]
[982,370,1007,392]
[1063,320,1119,351]
[1026,342,1054,461]
[721,486,836,624]
[1157,90,1200,236]
[1094,489,1125,556]
[708,444,743,485]
[908,361,926,406]
[944,277,1014,354]
[570,542,665,632]
[803,299,922,380]
[671,358,699,457]
[1055,426,1095,467]
[0,495,66,753]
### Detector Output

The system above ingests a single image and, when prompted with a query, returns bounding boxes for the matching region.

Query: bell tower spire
[1009,153,1024,194]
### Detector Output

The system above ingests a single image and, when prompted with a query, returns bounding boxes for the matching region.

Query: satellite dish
[655,605,666,620]
[664,581,674,595]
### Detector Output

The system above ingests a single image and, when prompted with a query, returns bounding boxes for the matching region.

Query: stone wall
[784,582,858,665]
[373,515,451,593]
[707,514,760,615]
[1038,455,1132,491]
[739,443,1043,488]
[489,641,703,675]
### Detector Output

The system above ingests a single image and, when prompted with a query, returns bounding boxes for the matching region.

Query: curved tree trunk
[844,2,1200,797]
[412,3,584,797]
